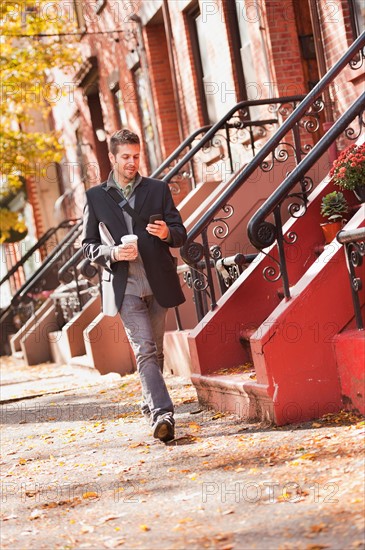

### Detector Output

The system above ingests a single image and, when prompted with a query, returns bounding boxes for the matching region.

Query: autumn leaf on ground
[82,491,99,499]
[139,524,150,531]
[188,422,201,432]
[211,412,226,420]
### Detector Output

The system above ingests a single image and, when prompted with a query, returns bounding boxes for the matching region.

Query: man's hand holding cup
[113,235,138,262]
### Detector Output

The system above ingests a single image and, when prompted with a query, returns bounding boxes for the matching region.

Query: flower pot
[353,185,365,203]
[320,221,342,245]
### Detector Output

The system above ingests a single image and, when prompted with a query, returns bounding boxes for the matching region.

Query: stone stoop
[191,372,273,423]
[164,329,192,379]
[333,329,365,415]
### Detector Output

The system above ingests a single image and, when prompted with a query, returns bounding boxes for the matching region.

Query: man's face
[109,143,140,184]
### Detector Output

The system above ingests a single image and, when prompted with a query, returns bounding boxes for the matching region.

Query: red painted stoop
[334,329,365,415]
[188,174,364,425]
[249,207,365,425]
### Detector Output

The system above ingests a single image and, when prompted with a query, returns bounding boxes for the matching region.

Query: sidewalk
[1,356,364,550]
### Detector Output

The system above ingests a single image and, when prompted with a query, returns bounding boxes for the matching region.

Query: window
[349,0,365,38]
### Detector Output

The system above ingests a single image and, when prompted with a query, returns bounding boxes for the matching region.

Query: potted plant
[330,142,365,203]
[320,191,348,244]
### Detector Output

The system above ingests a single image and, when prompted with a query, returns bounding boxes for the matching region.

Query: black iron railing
[247,93,364,298]
[179,32,365,320]
[337,227,365,330]
[0,220,83,327]
[0,219,78,290]
[55,248,101,326]
[151,124,212,189]
[161,96,308,193]
[177,252,257,322]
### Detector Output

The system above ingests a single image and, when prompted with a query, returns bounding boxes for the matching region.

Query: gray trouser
[119,294,173,423]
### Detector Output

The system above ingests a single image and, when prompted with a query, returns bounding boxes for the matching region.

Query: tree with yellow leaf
[0,0,79,242]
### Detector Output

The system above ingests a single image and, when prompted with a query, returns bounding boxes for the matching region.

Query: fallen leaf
[211,412,225,420]
[82,491,99,499]
[178,517,193,524]
[80,524,94,534]
[99,514,126,524]
[139,524,150,531]
[300,453,317,461]
[188,422,201,432]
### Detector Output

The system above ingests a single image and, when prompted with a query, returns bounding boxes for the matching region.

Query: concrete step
[69,354,95,369]
[191,370,273,423]
[12,351,24,361]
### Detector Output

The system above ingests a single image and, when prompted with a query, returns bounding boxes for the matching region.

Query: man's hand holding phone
[146,214,169,240]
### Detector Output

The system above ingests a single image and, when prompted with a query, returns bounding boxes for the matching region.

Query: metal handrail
[58,248,84,284]
[162,95,306,183]
[14,222,83,303]
[247,92,364,297]
[176,33,364,318]
[150,125,212,179]
[0,220,83,322]
[183,32,365,250]
[336,227,365,330]
[0,219,79,287]
[337,227,365,244]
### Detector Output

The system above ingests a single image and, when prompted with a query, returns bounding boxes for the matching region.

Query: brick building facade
[47,0,363,225]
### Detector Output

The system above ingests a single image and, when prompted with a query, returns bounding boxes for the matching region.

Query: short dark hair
[110,129,140,155]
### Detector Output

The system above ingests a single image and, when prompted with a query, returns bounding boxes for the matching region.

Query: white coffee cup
[121,234,138,253]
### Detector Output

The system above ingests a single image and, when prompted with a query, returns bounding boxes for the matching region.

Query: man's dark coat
[82,176,187,316]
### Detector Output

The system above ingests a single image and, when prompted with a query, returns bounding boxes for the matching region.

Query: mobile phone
[149,214,163,224]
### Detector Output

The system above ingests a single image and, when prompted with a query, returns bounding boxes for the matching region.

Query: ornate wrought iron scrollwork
[80,259,98,280]
[227,265,241,283]
[192,271,209,292]
[349,46,365,70]
[262,254,282,283]
[183,270,193,289]
[268,101,298,118]
[211,204,234,239]
[343,239,365,328]
[180,240,204,265]
[252,221,277,249]
[209,244,222,261]
[286,193,308,218]
[182,266,209,292]
[283,231,298,245]
[345,109,365,141]
[260,143,294,172]
[348,241,365,269]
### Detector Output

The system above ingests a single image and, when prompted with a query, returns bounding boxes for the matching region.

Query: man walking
[82,129,187,443]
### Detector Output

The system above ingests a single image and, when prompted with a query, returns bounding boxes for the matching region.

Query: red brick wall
[265,0,307,97]
[144,23,181,159]
[318,0,362,116]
